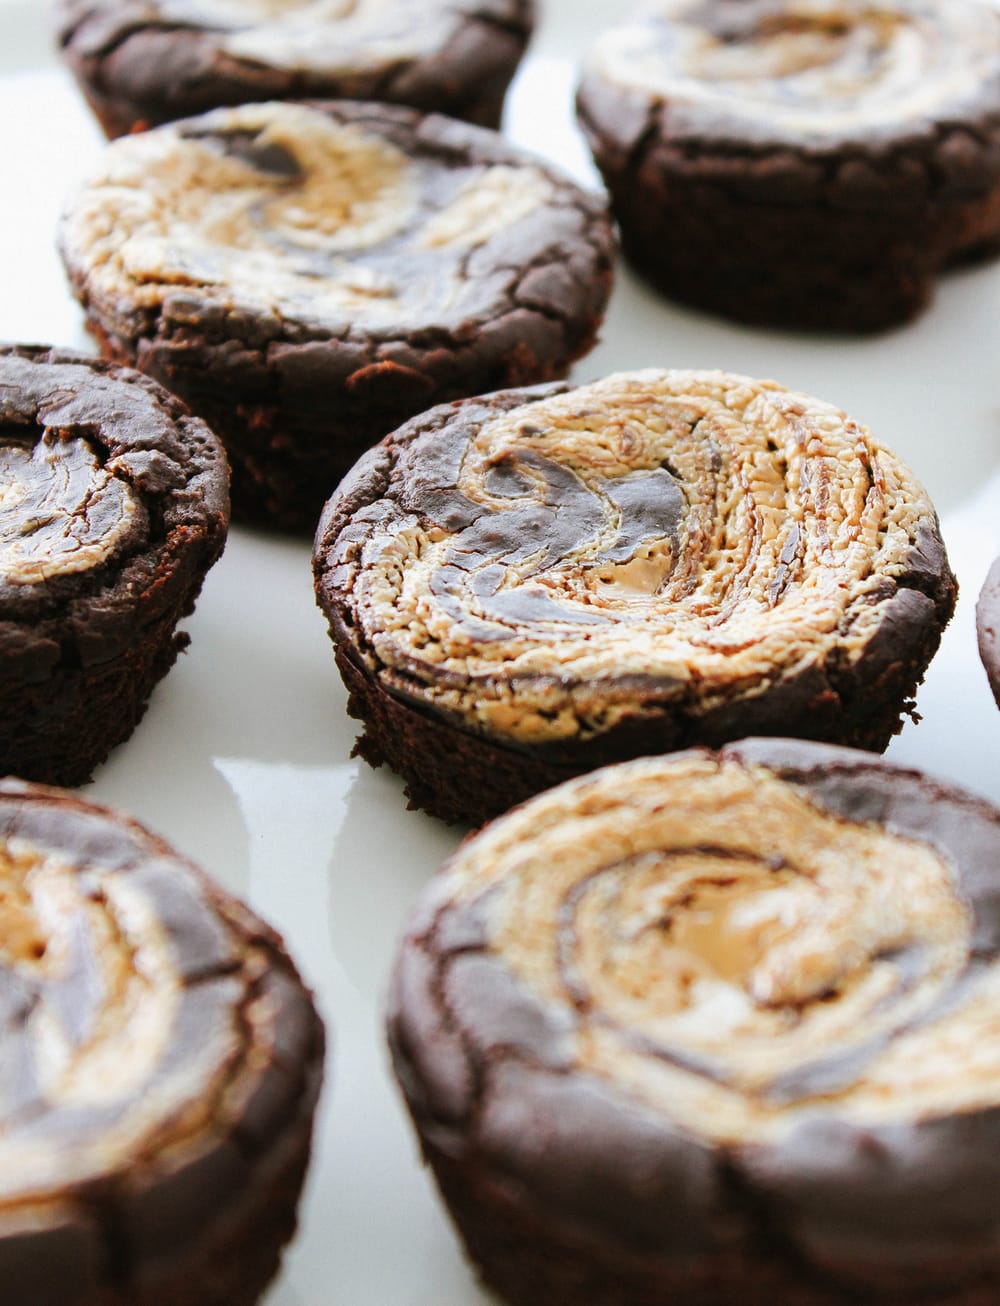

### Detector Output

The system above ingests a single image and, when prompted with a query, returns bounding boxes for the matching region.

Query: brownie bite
[390,740,1000,1306]
[59,100,615,531]
[976,555,1000,707]
[314,369,956,826]
[0,345,228,787]
[55,0,535,138]
[0,777,324,1306]
[577,0,1000,332]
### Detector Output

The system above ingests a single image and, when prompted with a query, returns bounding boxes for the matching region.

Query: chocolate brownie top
[316,370,954,748]
[580,0,1000,151]
[0,778,323,1294]
[390,740,1000,1275]
[59,100,610,343]
[56,0,533,83]
[0,346,228,666]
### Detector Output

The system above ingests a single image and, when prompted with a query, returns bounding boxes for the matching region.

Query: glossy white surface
[2,2,1000,1302]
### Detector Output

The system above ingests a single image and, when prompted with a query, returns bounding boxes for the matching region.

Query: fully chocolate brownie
[389,739,1000,1305]
[0,777,324,1306]
[59,100,615,531]
[314,369,957,826]
[577,0,1000,332]
[0,345,229,786]
[55,0,535,137]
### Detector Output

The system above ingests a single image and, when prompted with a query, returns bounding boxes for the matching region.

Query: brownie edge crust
[388,741,1000,1306]
[0,777,325,1306]
[313,370,957,827]
[0,344,229,786]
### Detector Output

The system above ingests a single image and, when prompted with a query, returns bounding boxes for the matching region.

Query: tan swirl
[350,369,936,744]
[438,755,994,1145]
[59,102,556,331]
[0,434,142,586]
[586,0,1000,137]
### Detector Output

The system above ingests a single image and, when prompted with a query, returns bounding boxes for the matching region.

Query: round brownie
[0,777,324,1306]
[976,556,1000,707]
[54,0,535,138]
[576,0,1000,332]
[0,345,229,787]
[389,739,1000,1305]
[59,100,615,531]
[314,369,957,826]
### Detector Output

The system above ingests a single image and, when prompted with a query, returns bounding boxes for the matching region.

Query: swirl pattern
[317,371,954,821]
[0,780,324,1306]
[389,742,1000,1300]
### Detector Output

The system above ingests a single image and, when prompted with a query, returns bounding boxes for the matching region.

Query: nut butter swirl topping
[585,0,1000,142]
[152,0,475,74]
[337,369,943,744]
[0,781,320,1271]
[59,101,560,332]
[404,750,999,1146]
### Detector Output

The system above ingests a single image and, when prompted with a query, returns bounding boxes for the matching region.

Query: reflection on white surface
[2,0,1000,1301]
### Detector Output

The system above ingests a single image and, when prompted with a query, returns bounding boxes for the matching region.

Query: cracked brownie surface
[55,0,535,136]
[577,0,1000,332]
[389,740,1000,1304]
[0,777,324,1306]
[60,100,614,531]
[0,345,229,786]
[314,369,956,826]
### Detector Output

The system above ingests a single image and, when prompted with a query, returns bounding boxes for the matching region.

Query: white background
[2,2,1000,1301]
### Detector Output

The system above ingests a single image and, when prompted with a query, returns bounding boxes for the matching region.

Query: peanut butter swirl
[59,101,560,333]
[585,0,1000,144]
[324,370,953,748]
[389,743,1000,1287]
[0,780,323,1298]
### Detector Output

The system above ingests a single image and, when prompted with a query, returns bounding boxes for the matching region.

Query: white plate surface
[2,2,1000,1302]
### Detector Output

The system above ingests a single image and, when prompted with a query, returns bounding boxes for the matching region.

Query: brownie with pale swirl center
[59,100,615,531]
[0,777,324,1306]
[55,0,534,138]
[577,0,1000,332]
[389,740,1000,1305]
[314,369,956,826]
[0,345,228,787]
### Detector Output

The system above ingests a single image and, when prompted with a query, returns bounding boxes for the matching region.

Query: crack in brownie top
[59,101,566,333]
[408,748,999,1144]
[584,0,1000,143]
[324,369,949,745]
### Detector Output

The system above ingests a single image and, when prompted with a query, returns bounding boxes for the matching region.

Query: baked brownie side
[576,0,1000,332]
[388,743,1000,1304]
[55,0,536,137]
[0,778,325,1306]
[0,345,229,785]
[60,100,614,531]
[314,370,956,826]
[976,557,1000,708]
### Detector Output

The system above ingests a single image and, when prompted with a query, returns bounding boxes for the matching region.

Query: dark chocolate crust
[389,740,1000,1304]
[61,101,615,532]
[0,777,325,1306]
[576,2,1000,332]
[0,344,229,786]
[313,376,957,827]
[976,556,1000,708]
[55,0,535,136]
